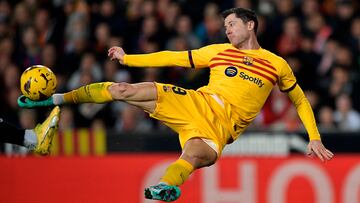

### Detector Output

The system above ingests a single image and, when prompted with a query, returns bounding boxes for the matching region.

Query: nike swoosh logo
[19,96,28,103]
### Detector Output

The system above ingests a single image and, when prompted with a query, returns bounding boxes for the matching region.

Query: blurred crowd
[0,0,359,135]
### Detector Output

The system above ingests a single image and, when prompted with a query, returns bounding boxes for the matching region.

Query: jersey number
[172,86,187,95]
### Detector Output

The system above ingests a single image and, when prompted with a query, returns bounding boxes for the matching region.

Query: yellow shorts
[149,83,232,155]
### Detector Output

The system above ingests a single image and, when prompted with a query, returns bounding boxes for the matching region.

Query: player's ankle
[53,94,65,105]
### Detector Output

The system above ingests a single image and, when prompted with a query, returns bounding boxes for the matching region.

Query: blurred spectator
[92,0,125,36]
[162,1,181,32]
[3,64,20,89]
[276,16,302,56]
[328,65,352,98]
[256,14,274,50]
[318,106,337,132]
[142,0,156,18]
[3,87,21,125]
[331,0,356,42]
[18,26,42,69]
[58,106,75,130]
[259,88,293,127]
[64,0,90,54]
[267,0,295,41]
[296,35,321,90]
[114,105,153,133]
[0,1,11,23]
[234,0,253,10]
[334,45,354,68]
[0,37,14,65]
[304,13,333,54]
[103,60,131,83]
[195,3,226,45]
[34,8,53,47]
[93,22,111,62]
[41,43,60,73]
[12,2,31,33]
[136,15,162,53]
[67,52,102,90]
[166,15,201,50]
[281,107,302,132]
[19,109,37,129]
[334,93,360,131]
[317,39,338,77]
[348,17,360,57]
[300,0,320,20]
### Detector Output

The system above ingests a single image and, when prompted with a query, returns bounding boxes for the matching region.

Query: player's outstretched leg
[33,106,60,155]
[144,138,217,201]
[144,183,181,202]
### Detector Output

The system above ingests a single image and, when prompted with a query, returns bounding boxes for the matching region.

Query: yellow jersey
[124,43,320,140]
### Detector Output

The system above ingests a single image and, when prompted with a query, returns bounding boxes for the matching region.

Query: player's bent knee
[181,151,216,169]
[181,138,218,168]
[109,82,134,100]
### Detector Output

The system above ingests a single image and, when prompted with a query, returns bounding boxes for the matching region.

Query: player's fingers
[306,145,313,156]
[108,47,116,52]
[320,150,330,161]
[313,148,325,162]
[324,149,334,159]
[319,147,333,160]
[306,149,314,158]
[108,50,114,57]
[326,149,334,156]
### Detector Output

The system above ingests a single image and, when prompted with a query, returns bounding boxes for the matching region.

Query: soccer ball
[20,65,57,101]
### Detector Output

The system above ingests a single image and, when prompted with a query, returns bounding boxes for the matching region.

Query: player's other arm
[286,84,334,161]
[108,46,211,68]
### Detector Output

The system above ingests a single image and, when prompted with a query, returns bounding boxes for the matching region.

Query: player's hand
[108,46,125,64]
[307,139,334,162]
[17,95,54,108]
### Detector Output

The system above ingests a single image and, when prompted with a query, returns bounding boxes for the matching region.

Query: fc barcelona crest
[242,56,253,66]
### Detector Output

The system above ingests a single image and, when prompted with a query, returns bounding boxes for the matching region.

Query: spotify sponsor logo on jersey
[224,66,238,77]
[225,67,264,87]
[239,72,264,87]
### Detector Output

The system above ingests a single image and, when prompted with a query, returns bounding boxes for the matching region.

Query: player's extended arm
[108,46,211,68]
[108,46,193,68]
[287,84,320,140]
[287,84,334,161]
[125,51,194,68]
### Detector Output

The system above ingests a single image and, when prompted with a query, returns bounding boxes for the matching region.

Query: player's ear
[247,21,255,31]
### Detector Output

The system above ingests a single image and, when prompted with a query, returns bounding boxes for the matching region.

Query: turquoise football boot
[144,183,181,202]
[18,95,54,108]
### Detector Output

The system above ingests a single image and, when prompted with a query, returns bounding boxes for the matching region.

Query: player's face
[224,13,251,47]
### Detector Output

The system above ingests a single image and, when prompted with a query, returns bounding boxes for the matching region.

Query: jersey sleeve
[124,51,191,68]
[277,59,297,92]
[287,85,321,140]
[190,44,224,68]
[123,44,222,69]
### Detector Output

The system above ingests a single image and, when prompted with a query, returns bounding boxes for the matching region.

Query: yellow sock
[160,159,194,186]
[64,82,114,104]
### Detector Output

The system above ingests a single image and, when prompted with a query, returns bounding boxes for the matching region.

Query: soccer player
[0,106,60,155]
[18,8,334,202]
